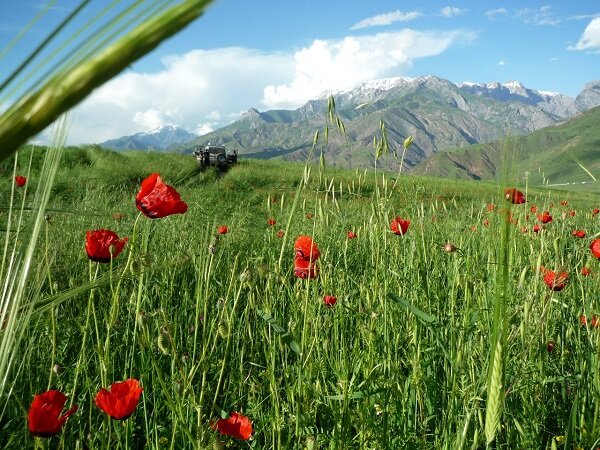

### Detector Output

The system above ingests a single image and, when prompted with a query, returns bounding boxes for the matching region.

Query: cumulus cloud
[485,8,507,19]
[497,60,507,66]
[62,28,475,144]
[440,7,466,18]
[350,10,422,30]
[568,17,600,51]
[68,48,293,144]
[263,29,476,109]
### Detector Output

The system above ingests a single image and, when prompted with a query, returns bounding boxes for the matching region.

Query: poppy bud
[442,243,457,253]
[547,341,555,353]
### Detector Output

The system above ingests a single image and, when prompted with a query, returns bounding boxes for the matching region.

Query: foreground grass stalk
[0,118,66,405]
[0,0,215,161]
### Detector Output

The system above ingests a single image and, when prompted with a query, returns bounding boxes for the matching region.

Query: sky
[0,0,599,145]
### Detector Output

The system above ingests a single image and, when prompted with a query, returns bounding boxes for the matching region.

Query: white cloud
[132,109,171,131]
[440,7,466,18]
[497,60,507,66]
[67,48,293,144]
[195,123,216,136]
[263,30,476,109]
[568,17,600,51]
[516,6,561,26]
[62,29,475,144]
[485,8,507,19]
[350,10,422,30]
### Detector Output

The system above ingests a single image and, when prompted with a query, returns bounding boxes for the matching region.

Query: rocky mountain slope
[101,125,198,151]
[411,105,600,187]
[185,76,599,170]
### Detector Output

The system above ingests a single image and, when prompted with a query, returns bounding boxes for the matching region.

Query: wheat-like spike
[485,338,504,444]
[0,0,214,162]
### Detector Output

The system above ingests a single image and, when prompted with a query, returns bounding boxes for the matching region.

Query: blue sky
[1,0,599,144]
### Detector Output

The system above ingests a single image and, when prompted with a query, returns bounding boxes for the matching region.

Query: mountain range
[99,76,600,174]
[100,124,198,151]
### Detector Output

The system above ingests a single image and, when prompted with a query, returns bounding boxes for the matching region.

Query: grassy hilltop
[1,145,600,449]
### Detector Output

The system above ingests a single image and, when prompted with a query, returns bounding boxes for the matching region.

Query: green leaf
[325,388,385,401]
[257,309,301,354]
[387,293,436,324]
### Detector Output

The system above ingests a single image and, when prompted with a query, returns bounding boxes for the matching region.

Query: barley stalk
[0,0,214,162]
[485,337,504,444]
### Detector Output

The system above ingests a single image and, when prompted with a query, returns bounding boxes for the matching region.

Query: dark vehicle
[193,144,238,171]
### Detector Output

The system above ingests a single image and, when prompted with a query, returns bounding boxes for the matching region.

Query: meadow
[1,143,599,449]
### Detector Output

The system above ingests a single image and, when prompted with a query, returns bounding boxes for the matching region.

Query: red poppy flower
[14,175,27,187]
[569,211,575,217]
[470,226,477,232]
[572,230,586,238]
[591,238,600,259]
[135,173,188,219]
[217,225,229,235]
[276,230,285,238]
[213,411,252,441]
[482,219,489,227]
[505,188,525,204]
[294,258,319,279]
[537,211,552,224]
[533,224,541,233]
[85,229,128,263]
[390,217,410,235]
[323,295,337,307]
[486,204,495,212]
[582,267,591,276]
[267,218,276,226]
[581,315,600,328]
[347,231,357,239]
[593,208,599,217]
[530,205,537,213]
[560,200,568,206]
[306,213,314,219]
[294,236,320,261]
[28,390,78,437]
[95,378,143,420]
[543,270,568,291]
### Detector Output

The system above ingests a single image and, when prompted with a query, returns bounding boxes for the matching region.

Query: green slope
[412,106,600,190]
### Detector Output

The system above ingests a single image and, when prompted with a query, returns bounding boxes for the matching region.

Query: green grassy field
[1,145,600,449]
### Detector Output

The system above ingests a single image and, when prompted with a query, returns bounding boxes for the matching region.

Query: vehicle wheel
[216,153,226,164]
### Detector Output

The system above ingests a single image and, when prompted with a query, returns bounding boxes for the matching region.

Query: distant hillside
[411,106,600,188]
[180,76,600,171]
[101,125,197,151]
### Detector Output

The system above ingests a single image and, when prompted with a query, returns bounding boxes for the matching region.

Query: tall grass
[1,145,598,448]
[1,2,600,449]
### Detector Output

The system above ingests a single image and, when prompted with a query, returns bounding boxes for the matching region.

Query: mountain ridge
[98,76,600,172]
